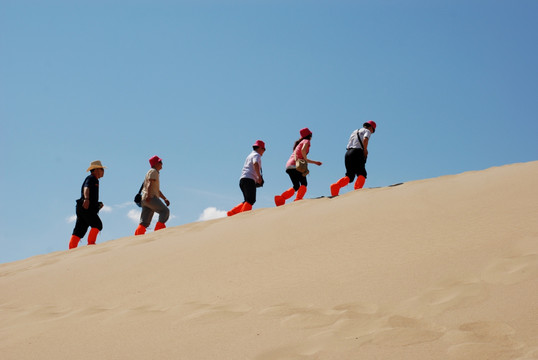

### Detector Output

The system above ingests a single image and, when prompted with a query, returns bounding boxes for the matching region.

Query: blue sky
[1,0,537,264]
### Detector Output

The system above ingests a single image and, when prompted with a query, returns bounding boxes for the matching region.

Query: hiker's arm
[253,162,262,184]
[82,187,90,209]
[159,191,170,206]
[302,142,322,166]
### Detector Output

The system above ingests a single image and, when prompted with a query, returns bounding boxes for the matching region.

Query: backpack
[134,182,144,207]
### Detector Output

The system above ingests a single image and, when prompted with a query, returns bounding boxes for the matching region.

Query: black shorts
[72,201,103,238]
[286,168,307,191]
[344,148,367,182]
[239,178,257,205]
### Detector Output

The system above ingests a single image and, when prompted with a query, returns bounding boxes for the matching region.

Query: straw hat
[86,160,106,172]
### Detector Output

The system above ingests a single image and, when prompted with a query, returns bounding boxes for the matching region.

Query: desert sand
[1,161,537,359]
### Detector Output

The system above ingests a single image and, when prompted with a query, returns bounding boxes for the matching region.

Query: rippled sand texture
[1,161,537,359]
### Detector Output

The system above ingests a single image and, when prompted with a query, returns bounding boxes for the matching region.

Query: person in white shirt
[227,140,266,216]
[330,121,377,196]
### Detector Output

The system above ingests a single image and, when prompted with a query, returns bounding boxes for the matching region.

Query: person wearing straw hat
[227,140,266,216]
[274,127,322,206]
[69,160,106,249]
[134,155,170,235]
[330,120,377,196]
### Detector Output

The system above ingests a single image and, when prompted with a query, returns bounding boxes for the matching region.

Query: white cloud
[66,215,77,223]
[198,207,227,221]
[127,209,141,223]
[101,205,113,213]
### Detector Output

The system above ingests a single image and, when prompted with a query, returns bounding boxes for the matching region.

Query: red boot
[330,176,350,196]
[155,222,166,231]
[354,175,366,190]
[87,228,99,245]
[240,202,253,212]
[275,187,295,206]
[69,235,81,249]
[227,202,244,217]
[135,224,147,235]
[294,185,307,201]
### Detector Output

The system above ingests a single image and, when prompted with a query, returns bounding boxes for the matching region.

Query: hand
[164,199,170,206]
[364,149,368,157]
[316,161,322,166]
[83,199,90,209]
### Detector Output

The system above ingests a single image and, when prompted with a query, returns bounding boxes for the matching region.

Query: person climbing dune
[134,155,170,235]
[69,160,106,249]
[330,120,377,197]
[227,140,266,216]
[274,127,322,206]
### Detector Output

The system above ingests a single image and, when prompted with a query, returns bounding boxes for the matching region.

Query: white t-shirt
[346,128,371,150]
[240,151,262,181]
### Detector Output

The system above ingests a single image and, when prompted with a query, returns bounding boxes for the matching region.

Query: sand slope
[1,161,538,360]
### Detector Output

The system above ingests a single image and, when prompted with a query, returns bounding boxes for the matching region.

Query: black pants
[72,201,103,238]
[344,148,367,182]
[286,168,307,191]
[239,178,257,205]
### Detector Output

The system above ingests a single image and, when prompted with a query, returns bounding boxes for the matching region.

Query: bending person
[330,121,377,196]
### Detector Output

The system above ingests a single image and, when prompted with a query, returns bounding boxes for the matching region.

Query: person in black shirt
[69,160,106,249]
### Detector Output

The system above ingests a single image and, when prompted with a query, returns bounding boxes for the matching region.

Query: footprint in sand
[411,279,489,314]
[447,321,526,360]
[370,315,445,347]
[254,344,324,360]
[183,302,251,322]
[260,304,347,329]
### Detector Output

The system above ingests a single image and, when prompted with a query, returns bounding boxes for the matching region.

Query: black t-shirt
[80,174,99,209]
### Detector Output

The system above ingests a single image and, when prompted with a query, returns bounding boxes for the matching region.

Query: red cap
[299,127,312,138]
[253,140,266,149]
[149,155,162,167]
[363,120,377,133]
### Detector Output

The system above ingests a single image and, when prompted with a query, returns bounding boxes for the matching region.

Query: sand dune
[1,161,537,359]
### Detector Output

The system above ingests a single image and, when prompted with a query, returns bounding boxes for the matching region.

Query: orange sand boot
[135,224,147,235]
[330,176,350,196]
[87,228,99,245]
[294,185,307,201]
[274,195,285,207]
[240,202,253,213]
[354,175,366,190]
[69,235,81,249]
[227,202,244,216]
[155,222,166,231]
[275,187,295,206]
